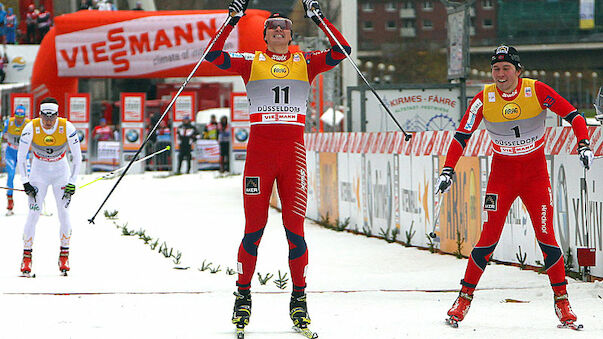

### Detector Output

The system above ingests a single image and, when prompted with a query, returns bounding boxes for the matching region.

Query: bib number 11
[271,86,290,104]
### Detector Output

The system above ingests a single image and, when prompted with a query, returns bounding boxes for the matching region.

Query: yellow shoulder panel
[249,51,309,82]
[482,78,543,122]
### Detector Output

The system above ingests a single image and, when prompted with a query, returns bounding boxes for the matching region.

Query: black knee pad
[538,242,562,271]
[285,228,307,260]
[470,243,497,271]
[242,228,265,256]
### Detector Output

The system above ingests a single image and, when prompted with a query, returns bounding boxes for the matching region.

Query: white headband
[40,103,59,116]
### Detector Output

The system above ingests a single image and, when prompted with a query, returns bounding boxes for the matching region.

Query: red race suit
[206,19,350,292]
[443,78,589,295]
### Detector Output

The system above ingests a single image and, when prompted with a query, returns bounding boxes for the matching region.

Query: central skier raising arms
[206,0,350,336]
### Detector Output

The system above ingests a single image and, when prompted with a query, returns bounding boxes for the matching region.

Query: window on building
[402,1,414,9]
[482,0,493,9]
[386,20,397,30]
[483,18,493,28]
[363,21,374,30]
[423,0,434,10]
[362,2,375,12]
[386,2,397,12]
[403,19,415,28]
[423,19,433,29]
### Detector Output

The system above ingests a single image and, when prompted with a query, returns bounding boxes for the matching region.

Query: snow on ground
[0,172,601,338]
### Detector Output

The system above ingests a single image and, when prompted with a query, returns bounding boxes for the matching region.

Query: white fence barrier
[299,127,603,278]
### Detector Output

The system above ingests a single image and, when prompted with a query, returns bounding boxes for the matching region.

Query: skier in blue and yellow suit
[2,105,30,215]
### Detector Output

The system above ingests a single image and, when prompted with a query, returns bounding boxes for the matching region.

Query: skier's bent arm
[443,94,485,169]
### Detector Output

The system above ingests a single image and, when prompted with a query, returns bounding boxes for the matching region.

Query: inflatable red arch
[30,9,286,115]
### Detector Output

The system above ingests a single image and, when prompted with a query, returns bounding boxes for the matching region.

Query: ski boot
[6,195,14,216]
[290,292,318,338]
[58,247,70,275]
[21,249,33,277]
[232,290,252,337]
[554,293,582,330]
[446,290,473,328]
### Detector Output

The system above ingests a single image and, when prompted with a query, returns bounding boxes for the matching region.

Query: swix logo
[501,89,517,98]
[540,204,548,234]
[56,14,228,75]
[299,168,307,192]
[271,54,287,61]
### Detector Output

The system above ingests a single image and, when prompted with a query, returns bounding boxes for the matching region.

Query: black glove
[63,183,76,200]
[24,182,37,201]
[228,0,249,25]
[436,167,454,194]
[577,139,594,170]
[302,0,324,25]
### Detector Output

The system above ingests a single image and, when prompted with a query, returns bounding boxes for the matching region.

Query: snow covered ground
[0,172,602,338]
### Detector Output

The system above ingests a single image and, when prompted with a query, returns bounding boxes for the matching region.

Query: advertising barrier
[120,92,145,173]
[303,127,603,278]
[196,139,220,170]
[66,93,90,172]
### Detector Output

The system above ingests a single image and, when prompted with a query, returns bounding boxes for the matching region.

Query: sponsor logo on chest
[502,102,521,120]
[44,135,56,145]
[271,63,289,78]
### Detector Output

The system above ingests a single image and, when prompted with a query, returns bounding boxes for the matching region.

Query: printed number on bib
[271,86,290,104]
[511,126,520,138]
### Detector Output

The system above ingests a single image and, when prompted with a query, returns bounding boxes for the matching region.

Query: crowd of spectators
[22,4,52,44]
[0,3,51,45]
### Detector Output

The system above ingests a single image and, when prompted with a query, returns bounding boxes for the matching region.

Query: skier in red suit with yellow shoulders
[438,45,593,329]
[206,0,350,333]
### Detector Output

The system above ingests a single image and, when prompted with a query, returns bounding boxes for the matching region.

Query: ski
[6,210,14,216]
[557,321,583,331]
[61,270,69,277]
[234,324,245,338]
[292,325,318,338]
[20,272,36,278]
[445,316,459,328]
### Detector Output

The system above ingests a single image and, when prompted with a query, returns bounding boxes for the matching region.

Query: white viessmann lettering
[55,14,238,77]
[261,113,298,122]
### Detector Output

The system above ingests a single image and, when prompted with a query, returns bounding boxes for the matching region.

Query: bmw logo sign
[126,129,139,143]
[235,128,249,142]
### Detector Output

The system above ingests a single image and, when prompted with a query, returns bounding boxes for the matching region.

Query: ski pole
[80,145,171,189]
[429,192,444,238]
[88,13,235,224]
[311,7,412,141]
[0,186,25,192]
